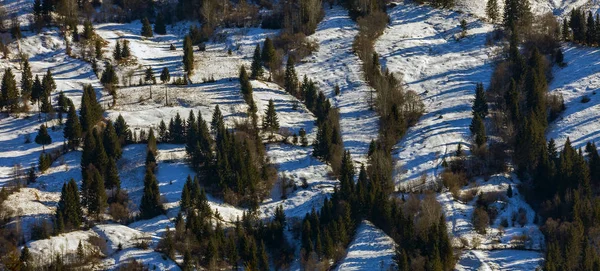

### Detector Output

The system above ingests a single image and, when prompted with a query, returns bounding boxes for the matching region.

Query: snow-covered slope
[335,221,396,271]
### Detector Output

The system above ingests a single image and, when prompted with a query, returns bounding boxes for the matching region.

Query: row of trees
[564,8,600,45]
[0,63,58,115]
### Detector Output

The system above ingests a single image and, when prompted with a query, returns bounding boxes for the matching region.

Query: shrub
[581,95,590,103]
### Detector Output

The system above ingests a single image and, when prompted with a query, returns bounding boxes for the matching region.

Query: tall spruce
[21,58,33,101]
[64,104,82,150]
[1,68,19,113]
[103,121,122,160]
[472,82,488,118]
[250,44,263,79]
[56,179,82,231]
[154,13,166,35]
[35,124,52,151]
[486,0,499,23]
[141,17,153,37]
[263,99,279,134]
[80,84,103,132]
[261,37,276,72]
[140,167,163,218]
[183,35,194,74]
[284,57,299,97]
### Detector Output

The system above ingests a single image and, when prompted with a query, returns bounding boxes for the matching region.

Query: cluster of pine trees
[563,8,600,46]
[0,63,58,115]
[160,184,292,270]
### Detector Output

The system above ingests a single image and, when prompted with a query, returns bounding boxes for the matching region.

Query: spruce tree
[140,168,163,218]
[183,35,194,74]
[470,114,486,147]
[263,99,279,134]
[56,179,83,230]
[154,13,166,35]
[472,82,488,118]
[35,124,52,151]
[21,58,33,101]
[83,19,94,39]
[42,69,56,96]
[250,44,263,79]
[147,128,157,154]
[85,165,107,219]
[103,121,122,159]
[64,104,82,150]
[114,114,131,143]
[80,85,103,132]
[101,63,119,87]
[141,17,153,37]
[113,40,122,60]
[284,57,299,97]
[262,37,275,71]
[31,75,42,112]
[1,68,19,113]
[121,40,131,58]
[95,39,103,59]
[160,67,170,84]
[144,66,155,84]
[211,105,223,132]
[105,158,121,192]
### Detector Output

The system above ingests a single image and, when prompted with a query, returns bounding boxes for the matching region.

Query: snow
[375,2,496,188]
[547,45,600,150]
[335,221,396,271]
[455,249,543,271]
[296,6,379,165]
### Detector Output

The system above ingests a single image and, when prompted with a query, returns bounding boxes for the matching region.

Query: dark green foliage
[140,168,163,219]
[103,121,122,160]
[144,66,155,84]
[472,83,488,118]
[183,35,194,74]
[121,40,131,59]
[83,20,94,39]
[83,165,107,219]
[154,13,166,35]
[284,57,299,98]
[114,114,131,143]
[80,84,103,132]
[105,157,121,191]
[55,179,83,232]
[263,99,279,134]
[250,44,263,79]
[1,68,19,113]
[470,114,486,147]
[160,67,170,83]
[21,58,33,100]
[101,63,119,87]
[141,17,153,37]
[239,66,255,110]
[113,40,122,60]
[38,152,52,172]
[211,105,223,132]
[35,124,52,149]
[261,37,275,70]
[503,0,532,32]
[64,104,82,150]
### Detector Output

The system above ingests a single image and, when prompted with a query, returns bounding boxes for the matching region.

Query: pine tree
[486,0,499,23]
[339,150,355,201]
[85,165,107,219]
[35,124,52,151]
[95,39,103,59]
[121,40,131,58]
[587,11,596,45]
[113,40,122,60]
[1,68,19,113]
[21,58,33,101]
[154,13,166,35]
[105,158,121,192]
[284,57,299,97]
[141,17,153,37]
[183,35,194,74]
[160,67,170,84]
[114,114,131,143]
[250,44,263,79]
[103,121,122,160]
[140,168,163,218]
[80,84,103,132]
[64,104,82,150]
[31,75,42,112]
[263,99,279,134]
[211,105,223,132]
[144,66,155,84]
[83,19,94,39]
[262,37,276,71]
[56,179,83,231]
[20,246,32,270]
[180,176,192,211]
[472,82,488,118]
[101,63,119,87]
[42,69,56,96]
[470,114,486,147]
[147,128,157,154]
[239,65,254,110]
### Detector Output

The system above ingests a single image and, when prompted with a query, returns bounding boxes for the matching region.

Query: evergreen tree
[42,69,56,96]
[147,128,157,154]
[56,179,82,231]
[95,39,103,59]
[180,176,192,211]
[85,165,107,219]
[470,114,486,147]
[144,66,155,84]
[250,44,263,79]
[113,40,122,60]
[486,0,499,23]
[263,99,279,134]
[154,13,166,35]
[211,105,223,132]
[587,11,596,45]
[80,84,103,132]
[1,68,19,113]
[160,67,170,84]
[261,37,275,71]
[35,124,52,151]
[103,121,122,160]
[472,82,488,118]
[101,63,119,87]
[141,17,153,37]
[64,104,82,150]
[284,57,299,97]
[31,75,43,112]
[121,40,131,58]
[114,114,131,143]
[21,58,33,101]
[20,246,32,270]
[105,158,121,192]
[140,168,163,218]
[183,35,194,74]
[83,19,94,39]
